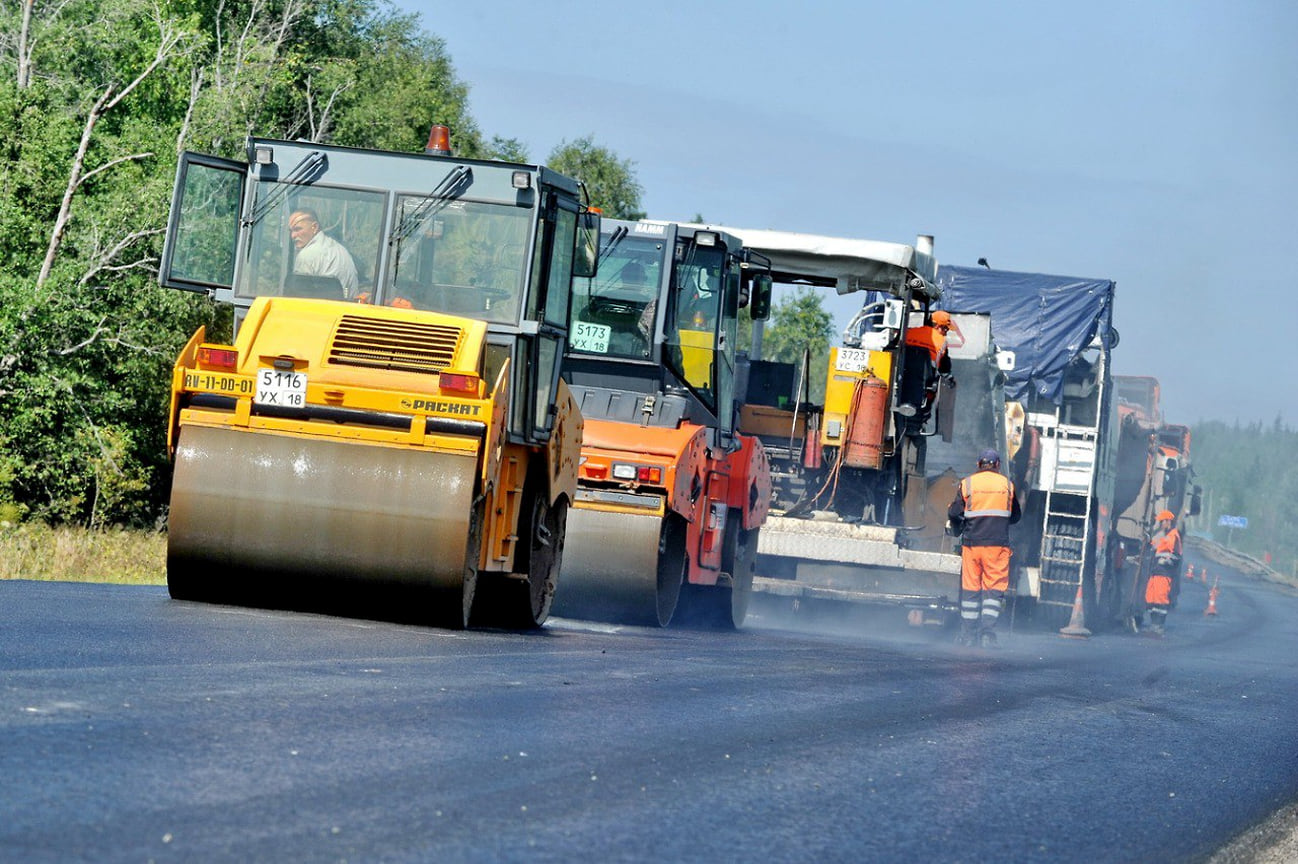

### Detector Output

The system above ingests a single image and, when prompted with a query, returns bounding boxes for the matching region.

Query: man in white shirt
[289,208,359,299]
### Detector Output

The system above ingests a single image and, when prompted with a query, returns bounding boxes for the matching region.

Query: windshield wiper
[244,152,327,227]
[392,165,474,245]
[597,225,628,267]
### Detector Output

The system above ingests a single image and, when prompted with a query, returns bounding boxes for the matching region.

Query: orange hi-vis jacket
[904,325,949,366]
[1153,527,1182,559]
[950,469,1020,547]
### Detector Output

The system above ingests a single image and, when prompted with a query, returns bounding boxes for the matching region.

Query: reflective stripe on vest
[961,472,1014,518]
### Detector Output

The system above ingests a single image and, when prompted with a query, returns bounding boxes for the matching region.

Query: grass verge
[0,523,166,585]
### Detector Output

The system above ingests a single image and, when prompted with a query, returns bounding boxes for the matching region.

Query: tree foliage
[1187,418,1297,578]
[547,135,645,220]
[0,0,647,528]
[761,286,835,402]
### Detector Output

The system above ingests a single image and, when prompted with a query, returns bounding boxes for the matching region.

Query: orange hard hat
[1156,509,1175,521]
[931,310,952,327]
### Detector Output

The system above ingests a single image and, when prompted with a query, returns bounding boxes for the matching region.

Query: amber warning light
[425,125,452,156]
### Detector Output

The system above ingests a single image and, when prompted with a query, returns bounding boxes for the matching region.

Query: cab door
[531,200,579,440]
[158,152,248,297]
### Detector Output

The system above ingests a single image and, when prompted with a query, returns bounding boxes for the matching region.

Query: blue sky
[398,0,1295,426]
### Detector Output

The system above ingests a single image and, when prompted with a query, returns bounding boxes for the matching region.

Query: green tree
[0,0,494,527]
[547,135,645,219]
[1188,418,1296,578]
[486,135,529,163]
[761,286,834,402]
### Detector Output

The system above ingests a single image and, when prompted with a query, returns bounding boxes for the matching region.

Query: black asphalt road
[2,555,1296,863]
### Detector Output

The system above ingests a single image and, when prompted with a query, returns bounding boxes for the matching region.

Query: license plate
[571,321,611,353]
[255,369,307,407]
[835,347,871,373]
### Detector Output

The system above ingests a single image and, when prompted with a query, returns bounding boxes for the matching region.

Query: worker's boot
[979,630,998,648]
[955,620,974,646]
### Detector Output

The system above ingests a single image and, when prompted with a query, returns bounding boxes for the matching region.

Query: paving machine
[158,128,599,628]
[939,264,1121,630]
[552,220,774,627]
[677,228,995,616]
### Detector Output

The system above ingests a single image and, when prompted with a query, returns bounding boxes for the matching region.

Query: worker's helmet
[1156,509,1175,522]
[978,448,1001,468]
[931,310,952,328]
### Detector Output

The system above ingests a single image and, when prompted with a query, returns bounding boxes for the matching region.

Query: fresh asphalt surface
[3,553,1296,863]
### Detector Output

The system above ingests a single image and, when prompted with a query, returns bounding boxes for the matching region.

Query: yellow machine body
[820,346,893,450]
[166,297,579,625]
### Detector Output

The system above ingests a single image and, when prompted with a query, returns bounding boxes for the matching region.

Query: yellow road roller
[158,127,599,628]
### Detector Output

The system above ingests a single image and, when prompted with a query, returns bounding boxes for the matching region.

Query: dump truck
[938,264,1121,631]
[552,220,774,627]
[1110,375,1201,625]
[671,228,999,618]
[158,127,599,628]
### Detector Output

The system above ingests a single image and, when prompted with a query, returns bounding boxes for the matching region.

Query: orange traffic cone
[1185,564,1195,582]
[1204,582,1219,617]
[1059,584,1091,638]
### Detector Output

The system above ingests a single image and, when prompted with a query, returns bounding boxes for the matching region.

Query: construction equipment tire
[472,489,565,630]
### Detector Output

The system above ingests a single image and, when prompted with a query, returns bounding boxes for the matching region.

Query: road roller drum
[553,508,684,627]
[167,424,479,625]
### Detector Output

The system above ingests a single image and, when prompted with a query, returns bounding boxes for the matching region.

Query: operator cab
[564,220,771,443]
[158,130,600,446]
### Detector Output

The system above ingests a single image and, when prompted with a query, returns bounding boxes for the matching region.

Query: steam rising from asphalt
[745,594,954,647]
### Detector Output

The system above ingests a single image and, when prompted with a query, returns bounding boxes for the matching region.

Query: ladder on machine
[1038,407,1098,622]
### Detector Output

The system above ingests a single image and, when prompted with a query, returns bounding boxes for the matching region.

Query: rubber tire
[472,491,565,630]
[654,516,688,627]
[674,519,754,630]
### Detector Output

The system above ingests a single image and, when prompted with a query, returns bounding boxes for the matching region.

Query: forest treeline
[0,0,640,530]
[1188,418,1296,578]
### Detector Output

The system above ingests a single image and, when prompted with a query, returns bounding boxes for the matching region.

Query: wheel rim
[655,519,687,626]
[729,529,757,627]
[527,496,564,624]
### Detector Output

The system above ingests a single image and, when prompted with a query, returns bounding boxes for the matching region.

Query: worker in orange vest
[1143,509,1183,634]
[905,309,955,367]
[898,310,957,423]
[948,448,1021,647]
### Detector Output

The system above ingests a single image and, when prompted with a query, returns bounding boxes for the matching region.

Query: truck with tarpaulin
[937,264,1120,631]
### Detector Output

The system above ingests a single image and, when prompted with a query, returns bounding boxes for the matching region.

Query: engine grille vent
[328,316,461,374]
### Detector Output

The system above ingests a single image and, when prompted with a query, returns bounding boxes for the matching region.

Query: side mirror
[573,210,601,278]
[749,273,773,321]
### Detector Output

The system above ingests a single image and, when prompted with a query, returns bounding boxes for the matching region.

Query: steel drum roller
[553,507,676,626]
[168,425,476,599]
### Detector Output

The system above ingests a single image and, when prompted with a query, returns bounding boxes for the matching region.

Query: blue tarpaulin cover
[937,265,1115,405]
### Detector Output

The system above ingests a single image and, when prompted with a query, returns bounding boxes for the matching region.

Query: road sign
[1218,515,1248,529]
